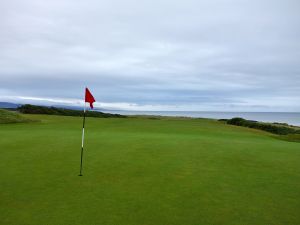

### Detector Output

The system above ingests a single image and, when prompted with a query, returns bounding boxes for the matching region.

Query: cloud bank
[0,0,300,111]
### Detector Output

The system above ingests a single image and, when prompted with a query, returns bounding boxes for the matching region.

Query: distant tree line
[18,104,127,118]
[222,117,300,135]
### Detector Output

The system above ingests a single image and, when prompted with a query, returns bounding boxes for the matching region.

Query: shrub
[227,117,298,135]
[18,104,127,118]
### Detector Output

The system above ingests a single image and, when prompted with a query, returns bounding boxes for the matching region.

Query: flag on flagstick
[85,87,96,109]
[79,87,96,176]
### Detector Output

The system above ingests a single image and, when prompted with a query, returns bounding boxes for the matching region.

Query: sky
[0,0,300,111]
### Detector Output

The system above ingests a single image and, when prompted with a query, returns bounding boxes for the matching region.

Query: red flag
[85,88,96,109]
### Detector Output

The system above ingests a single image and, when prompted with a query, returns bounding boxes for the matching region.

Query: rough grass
[0,109,35,124]
[226,117,300,135]
[276,134,300,143]
[0,114,299,225]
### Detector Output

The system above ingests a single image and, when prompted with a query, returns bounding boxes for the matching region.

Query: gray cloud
[0,0,300,111]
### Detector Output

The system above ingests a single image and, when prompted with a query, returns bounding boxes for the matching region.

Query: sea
[100,110,300,126]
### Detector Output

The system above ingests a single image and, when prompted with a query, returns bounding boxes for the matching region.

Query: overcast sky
[0,0,299,111]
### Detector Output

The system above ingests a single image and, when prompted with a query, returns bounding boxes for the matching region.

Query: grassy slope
[0,109,34,124]
[0,114,299,225]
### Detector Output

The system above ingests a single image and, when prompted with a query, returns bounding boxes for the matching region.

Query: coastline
[99,110,300,126]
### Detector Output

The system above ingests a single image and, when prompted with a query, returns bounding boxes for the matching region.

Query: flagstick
[79,102,86,176]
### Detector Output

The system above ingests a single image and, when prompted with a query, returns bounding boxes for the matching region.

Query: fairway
[1,115,300,225]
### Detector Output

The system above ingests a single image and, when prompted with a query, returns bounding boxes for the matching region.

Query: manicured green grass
[0,114,299,225]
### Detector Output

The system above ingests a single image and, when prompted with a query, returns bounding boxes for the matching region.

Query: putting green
[0,114,299,225]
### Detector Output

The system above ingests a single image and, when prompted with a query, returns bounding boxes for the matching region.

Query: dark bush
[227,117,298,135]
[18,104,127,118]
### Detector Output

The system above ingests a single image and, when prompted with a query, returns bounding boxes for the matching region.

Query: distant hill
[0,102,106,111]
[18,104,127,118]
[0,102,21,109]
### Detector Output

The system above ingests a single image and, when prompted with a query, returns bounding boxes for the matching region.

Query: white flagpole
[79,102,86,176]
